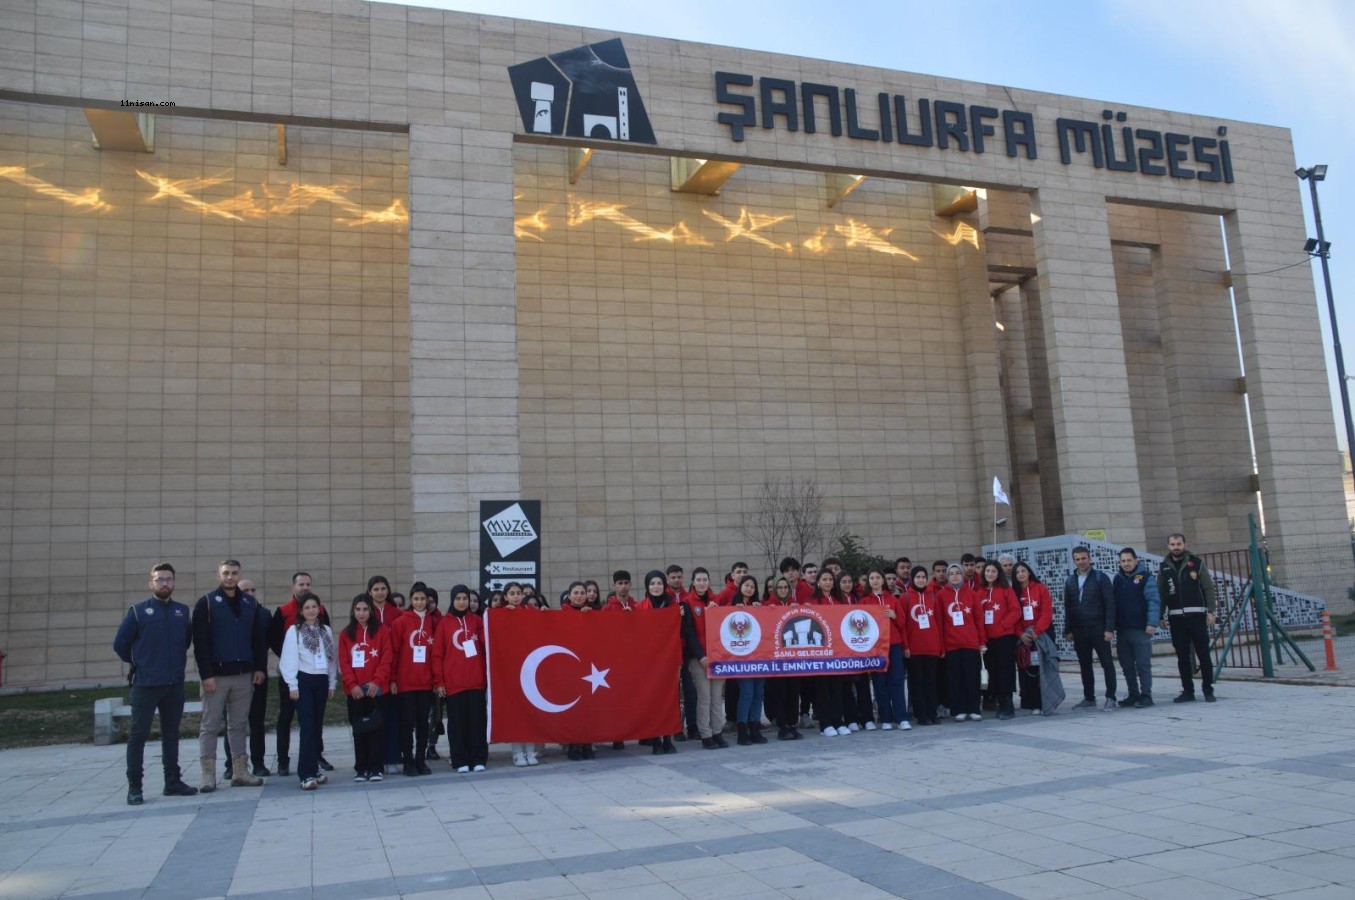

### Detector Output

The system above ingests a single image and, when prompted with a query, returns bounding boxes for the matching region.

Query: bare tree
[739,476,848,573]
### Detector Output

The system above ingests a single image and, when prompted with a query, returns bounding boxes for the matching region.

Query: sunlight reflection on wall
[516,195,931,260]
[134,170,408,226]
[0,166,113,212]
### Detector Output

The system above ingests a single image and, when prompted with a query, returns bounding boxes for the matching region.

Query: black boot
[567,744,583,761]
[127,781,144,806]
[736,723,751,746]
[701,737,717,749]
[778,725,794,740]
[402,756,417,777]
[712,733,729,748]
[750,723,769,744]
[662,735,676,754]
[651,739,664,755]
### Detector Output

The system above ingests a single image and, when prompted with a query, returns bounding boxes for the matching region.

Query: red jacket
[370,602,404,627]
[561,603,592,613]
[901,586,944,656]
[390,610,437,692]
[339,624,393,695]
[432,612,486,695]
[1016,582,1054,637]
[978,585,1022,638]
[602,595,651,612]
[683,589,719,608]
[939,584,985,651]
[793,581,815,603]
[860,591,907,648]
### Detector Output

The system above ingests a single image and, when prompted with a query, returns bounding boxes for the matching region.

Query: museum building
[0,0,1347,686]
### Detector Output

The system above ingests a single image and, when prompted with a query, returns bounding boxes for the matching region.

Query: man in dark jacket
[1062,546,1117,710]
[192,559,267,792]
[112,563,198,805]
[1158,533,1218,702]
[1112,548,1161,708]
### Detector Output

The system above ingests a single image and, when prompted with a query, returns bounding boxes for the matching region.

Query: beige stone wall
[514,144,985,582]
[0,102,412,686]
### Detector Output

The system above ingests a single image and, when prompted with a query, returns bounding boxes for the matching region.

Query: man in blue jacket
[1062,546,1118,710]
[112,563,199,806]
[1113,548,1161,708]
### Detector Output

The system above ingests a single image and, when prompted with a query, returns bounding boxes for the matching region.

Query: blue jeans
[735,678,765,723]
[295,672,329,780]
[1117,629,1153,699]
[871,644,908,723]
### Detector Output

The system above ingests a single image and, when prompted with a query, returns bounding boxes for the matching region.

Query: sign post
[479,500,543,599]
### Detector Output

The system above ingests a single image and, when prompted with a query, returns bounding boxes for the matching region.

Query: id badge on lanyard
[950,609,964,627]
[351,648,366,668]
[412,645,427,664]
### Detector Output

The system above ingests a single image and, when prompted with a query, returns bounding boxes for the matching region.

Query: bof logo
[720,612,761,657]
[839,609,880,652]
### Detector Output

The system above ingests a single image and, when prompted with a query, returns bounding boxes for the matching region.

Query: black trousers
[946,648,982,715]
[814,676,844,729]
[909,655,940,721]
[447,689,488,768]
[1018,664,1042,710]
[844,674,873,725]
[680,663,698,730]
[984,635,1017,698]
[223,676,268,767]
[399,690,434,762]
[1170,613,1214,696]
[765,677,800,728]
[127,682,185,787]
[1073,631,1117,700]
[348,694,385,775]
[277,674,323,763]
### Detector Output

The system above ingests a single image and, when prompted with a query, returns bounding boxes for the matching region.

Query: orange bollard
[1322,610,1339,671]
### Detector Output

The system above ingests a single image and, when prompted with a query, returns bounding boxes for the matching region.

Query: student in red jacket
[339,593,394,783]
[979,562,1022,720]
[1014,561,1055,714]
[364,574,404,773]
[433,584,487,773]
[496,581,544,766]
[837,571,873,732]
[390,582,436,776]
[560,581,598,760]
[940,564,986,721]
[901,566,944,725]
[861,569,910,731]
[681,570,727,750]
[808,570,848,737]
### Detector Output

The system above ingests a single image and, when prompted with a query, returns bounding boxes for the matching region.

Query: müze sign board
[479,500,542,599]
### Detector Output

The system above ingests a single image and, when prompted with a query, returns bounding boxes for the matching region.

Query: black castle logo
[508,39,656,145]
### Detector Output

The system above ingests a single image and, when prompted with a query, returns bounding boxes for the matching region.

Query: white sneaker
[969,713,983,721]
[847,722,860,732]
[880,722,893,731]
[1032,708,1043,716]
[898,721,912,731]
[864,721,877,731]
[526,753,540,766]
[837,726,853,736]
[513,753,528,767]
[822,727,839,737]
[472,764,486,772]
[456,765,470,773]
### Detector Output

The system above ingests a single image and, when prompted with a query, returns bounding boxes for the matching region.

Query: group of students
[284,550,1065,789]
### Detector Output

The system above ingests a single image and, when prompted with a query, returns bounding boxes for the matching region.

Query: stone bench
[94,697,203,745]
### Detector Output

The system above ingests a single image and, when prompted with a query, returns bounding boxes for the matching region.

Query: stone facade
[0,0,1348,686]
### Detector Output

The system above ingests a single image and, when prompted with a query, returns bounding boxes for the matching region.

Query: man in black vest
[193,559,268,792]
[1157,533,1217,702]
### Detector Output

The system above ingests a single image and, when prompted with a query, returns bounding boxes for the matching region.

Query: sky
[389,0,1355,449]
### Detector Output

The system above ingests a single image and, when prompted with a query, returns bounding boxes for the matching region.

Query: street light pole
[1298,166,1355,480]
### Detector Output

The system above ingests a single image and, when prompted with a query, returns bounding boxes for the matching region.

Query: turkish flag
[485,607,682,743]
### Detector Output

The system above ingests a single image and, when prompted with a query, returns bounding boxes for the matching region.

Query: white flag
[993,476,1011,506]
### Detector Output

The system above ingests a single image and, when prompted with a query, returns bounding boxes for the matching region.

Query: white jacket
[279,624,338,691]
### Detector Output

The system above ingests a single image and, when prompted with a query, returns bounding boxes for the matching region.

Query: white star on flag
[582,663,611,693]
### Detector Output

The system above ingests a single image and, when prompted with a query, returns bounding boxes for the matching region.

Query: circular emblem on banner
[720,612,761,656]
[840,609,880,653]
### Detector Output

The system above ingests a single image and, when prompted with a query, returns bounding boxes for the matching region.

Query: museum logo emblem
[508,38,656,144]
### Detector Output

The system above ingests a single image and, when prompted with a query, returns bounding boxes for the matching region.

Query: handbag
[352,703,384,735]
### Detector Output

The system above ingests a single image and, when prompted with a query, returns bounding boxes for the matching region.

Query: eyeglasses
[153,577,175,584]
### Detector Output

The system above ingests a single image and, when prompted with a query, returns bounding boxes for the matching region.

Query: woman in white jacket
[280,591,339,790]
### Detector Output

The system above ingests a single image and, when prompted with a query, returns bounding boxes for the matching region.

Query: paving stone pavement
[3,674,1355,900]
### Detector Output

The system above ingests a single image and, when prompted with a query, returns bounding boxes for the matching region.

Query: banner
[486,607,682,743]
[479,500,542,597]
[703,605,888,678]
